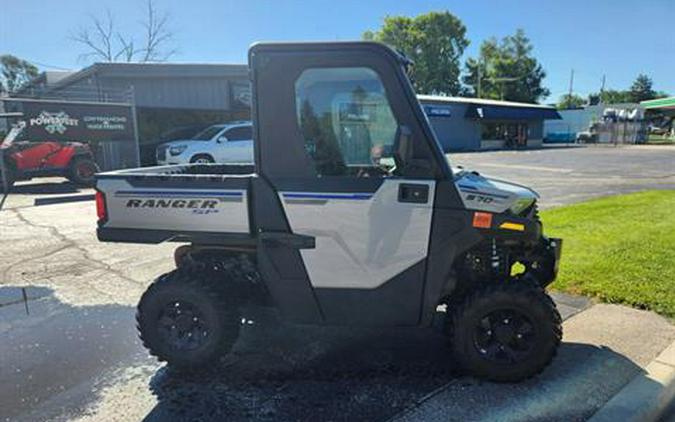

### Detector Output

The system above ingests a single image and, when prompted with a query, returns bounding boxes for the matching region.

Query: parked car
[155,121,253,165]
[575,131,597,143]
[141,125,211,166]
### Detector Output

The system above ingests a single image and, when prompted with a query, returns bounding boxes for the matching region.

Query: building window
[482,122,507,140]
[482,122,529,147]
[294,67,398,177]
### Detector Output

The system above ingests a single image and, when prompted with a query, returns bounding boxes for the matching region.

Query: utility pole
[490,76,519,101]
[568,69,575,104]
[600,74,606,104]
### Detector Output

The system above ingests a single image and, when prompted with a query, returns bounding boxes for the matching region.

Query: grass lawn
[540,190,675,318]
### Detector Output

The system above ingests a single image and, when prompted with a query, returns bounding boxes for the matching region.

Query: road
[1,145,674,421]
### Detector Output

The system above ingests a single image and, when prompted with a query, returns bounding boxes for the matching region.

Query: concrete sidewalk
[393,304,675,422]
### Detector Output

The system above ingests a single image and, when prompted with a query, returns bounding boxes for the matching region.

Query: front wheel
[136,269,241,369]
[446,282,562,382]
[190,154,215,164]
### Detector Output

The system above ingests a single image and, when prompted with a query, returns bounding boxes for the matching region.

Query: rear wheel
[136,268,241,369]
[446,282,561,382]
[68,157,99,186]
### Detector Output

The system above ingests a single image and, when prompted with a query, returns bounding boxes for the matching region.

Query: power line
[25,60,73,71]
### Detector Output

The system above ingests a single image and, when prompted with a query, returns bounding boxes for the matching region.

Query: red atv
[1,139,99,192]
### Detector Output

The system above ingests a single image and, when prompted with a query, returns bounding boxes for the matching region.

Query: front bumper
[547,237,563,282]
[533,236,563,287]
[155,146,186,165]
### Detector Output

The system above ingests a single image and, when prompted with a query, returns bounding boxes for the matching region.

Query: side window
[223,126,252,142]
[295,67,398,177]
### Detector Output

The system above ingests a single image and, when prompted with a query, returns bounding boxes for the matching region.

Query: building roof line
[44,62,249,92]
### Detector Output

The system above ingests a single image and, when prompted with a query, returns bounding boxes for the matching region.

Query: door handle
[398,183,429,204]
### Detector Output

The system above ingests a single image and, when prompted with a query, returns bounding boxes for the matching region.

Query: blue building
[418,95,561,151]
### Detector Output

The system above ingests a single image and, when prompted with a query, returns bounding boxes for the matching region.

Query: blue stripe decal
[457,184,478,191]
[115,190,243,197]
[282,192,373,200]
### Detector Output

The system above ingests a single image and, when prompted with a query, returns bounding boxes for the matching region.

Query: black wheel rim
[157,300,210,351]
[473,309,536,364]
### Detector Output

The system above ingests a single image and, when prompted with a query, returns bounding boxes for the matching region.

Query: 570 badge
[465,193,495,204]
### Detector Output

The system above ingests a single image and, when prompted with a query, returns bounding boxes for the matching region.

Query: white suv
[156,121,253,165]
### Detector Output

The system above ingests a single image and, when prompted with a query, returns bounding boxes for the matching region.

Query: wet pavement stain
[0,286,150,422]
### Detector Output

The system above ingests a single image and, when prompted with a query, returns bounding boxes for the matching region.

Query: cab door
[251,43,453,325]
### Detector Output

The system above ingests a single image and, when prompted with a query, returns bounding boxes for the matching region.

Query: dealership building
[419,95,561,151]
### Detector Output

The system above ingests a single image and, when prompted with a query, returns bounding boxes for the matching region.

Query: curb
[588,340,675,422]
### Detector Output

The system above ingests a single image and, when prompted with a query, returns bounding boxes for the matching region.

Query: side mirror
[217,136,228,143]
[394,124,434,177]
[394,125,412,169]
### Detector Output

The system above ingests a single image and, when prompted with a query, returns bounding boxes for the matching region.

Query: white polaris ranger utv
[94,42,563,382]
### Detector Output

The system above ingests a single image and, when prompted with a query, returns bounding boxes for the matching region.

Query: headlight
[509,197,535,215]
[169,145,188,156]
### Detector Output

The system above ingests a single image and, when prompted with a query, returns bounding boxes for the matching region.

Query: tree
[557,93,585,109]
[71,0,176,63]
[0,55,39,94]
[629,74,657,103]
[587,89,639,105]
[463,29,550,103]
[586,75,668,105]
[588,93,601,106]
[597,89,632,104]
[363,11,469,95]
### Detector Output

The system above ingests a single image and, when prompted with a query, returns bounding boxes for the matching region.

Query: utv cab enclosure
[95,42,563,382]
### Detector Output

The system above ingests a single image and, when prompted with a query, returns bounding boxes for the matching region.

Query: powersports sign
[3,99,134,142]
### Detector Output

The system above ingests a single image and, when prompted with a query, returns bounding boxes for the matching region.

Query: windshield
[192,125,225,140]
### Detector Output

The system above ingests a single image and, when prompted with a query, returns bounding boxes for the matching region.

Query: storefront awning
[465,104,561,120]
[640,96,675,110]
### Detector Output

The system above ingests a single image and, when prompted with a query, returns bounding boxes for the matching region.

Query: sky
[1,0,674,102]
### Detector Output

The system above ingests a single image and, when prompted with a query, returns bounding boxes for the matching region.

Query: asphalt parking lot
[450,145,675,209]
[1,145,674,421]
